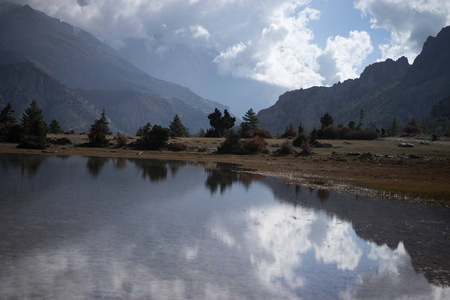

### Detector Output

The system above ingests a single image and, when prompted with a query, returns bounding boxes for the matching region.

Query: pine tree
[88,110,111,147]
[386,117,400,136]
[242,108,259,131]
[169,114,189,137]
[0,103,17,141]
[0,103,16,130]
[320,113,334,129]
[356,109,365,130]
[49,119,63,134]
[19,101,48,149]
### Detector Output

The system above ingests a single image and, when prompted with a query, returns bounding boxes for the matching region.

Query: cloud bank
[7,0,450,112]
[355,0,450,62]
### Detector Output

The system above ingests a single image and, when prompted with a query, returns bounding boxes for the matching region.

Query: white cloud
[318,31,373,85]
[190,24,211,40]
[355,0,450,62]
[248,5,324,89]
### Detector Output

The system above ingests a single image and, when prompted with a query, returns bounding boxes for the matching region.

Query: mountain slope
[0,62,107,133]
[258,26,450,133]
[0,3,227,134]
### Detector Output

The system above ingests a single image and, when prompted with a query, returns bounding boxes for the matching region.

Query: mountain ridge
[257,26,450,133]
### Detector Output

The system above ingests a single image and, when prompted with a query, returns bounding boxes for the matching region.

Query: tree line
[2,101,446,153]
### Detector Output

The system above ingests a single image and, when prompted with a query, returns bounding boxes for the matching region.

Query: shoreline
[1,135,449,206]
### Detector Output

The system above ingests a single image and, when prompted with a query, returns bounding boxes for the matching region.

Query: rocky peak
[359,56,410,88]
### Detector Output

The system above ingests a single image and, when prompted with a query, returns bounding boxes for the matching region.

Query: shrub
[349,130,378,140]
[403,118,421,135]
[243,129,272,139]
[244,136,267,153]
[300,140,314,155]
[17,136,48,149]
[281,124,297,139]
[217,130,245,154]
[136,123,169,150]
[167,142,188,151]
[320,125,340,139]
[277,140,293,155]
[114,132,128,147]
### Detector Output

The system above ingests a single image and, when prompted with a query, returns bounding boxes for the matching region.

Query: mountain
[257,26,450,133]
[0,3,227,134]
[0,62,111,133]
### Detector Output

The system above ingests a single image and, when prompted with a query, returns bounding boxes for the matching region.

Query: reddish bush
[320,125,340,139]
[114,132,128,147]
[350,130,378,140]
[244,136,267,153]
[167,142,188,151]
[243,129,273,139]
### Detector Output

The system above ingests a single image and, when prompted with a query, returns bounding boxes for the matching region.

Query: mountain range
[257,26,450,133]
[1,3,449,136]
[0,3,228,134]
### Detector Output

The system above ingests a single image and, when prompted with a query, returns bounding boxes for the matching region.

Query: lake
[0,153,449,299]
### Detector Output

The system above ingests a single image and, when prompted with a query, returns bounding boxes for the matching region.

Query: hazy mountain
[258,26,450,133]
[0,3,228,134]
[0,62,111,133]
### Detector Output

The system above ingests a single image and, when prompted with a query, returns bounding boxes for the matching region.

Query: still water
[0,153,449,299]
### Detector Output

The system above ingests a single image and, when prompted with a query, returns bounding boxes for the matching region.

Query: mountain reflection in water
[0,154,448,299]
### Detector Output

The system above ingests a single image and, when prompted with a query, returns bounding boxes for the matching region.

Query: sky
[10,0,450,117]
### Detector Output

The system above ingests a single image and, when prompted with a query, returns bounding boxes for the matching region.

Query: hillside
[0,3,227,134]
[0,62,111,133]
[258,26,450,133]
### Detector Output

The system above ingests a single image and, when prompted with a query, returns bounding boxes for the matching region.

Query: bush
[114,132,128,147]
[17,136,48,149]
[167,142,188,151]
[243,136,267,153]
[243,129,272,139]
[403,118,421,135]
[135,123,169,150]
[217,130,245,154]
[281,125,297,139]
[320,125,340,139]
[277,140,293,155]
[300,140,314,155]
[349,130,378,140]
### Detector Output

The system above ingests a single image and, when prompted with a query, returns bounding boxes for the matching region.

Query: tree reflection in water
[0,153,47,177]
[86,156,110,177]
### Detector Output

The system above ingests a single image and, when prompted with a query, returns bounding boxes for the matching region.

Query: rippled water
[0,154,449,299]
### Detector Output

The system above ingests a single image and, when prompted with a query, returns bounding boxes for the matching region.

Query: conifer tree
[19,100,48,149]
[386,117,400,136]
[88,110,111,147]
[242,108,259,131]
[0,103,17,141]
[49,119,63,134]
[169,114,189,137]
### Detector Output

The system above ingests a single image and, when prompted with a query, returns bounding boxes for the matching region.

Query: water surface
[0,154,449,299]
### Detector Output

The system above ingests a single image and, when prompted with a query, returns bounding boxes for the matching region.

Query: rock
[398,143,414,148]
[318,143,333,148]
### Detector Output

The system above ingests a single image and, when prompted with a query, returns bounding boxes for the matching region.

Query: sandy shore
[1,135,449,205]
